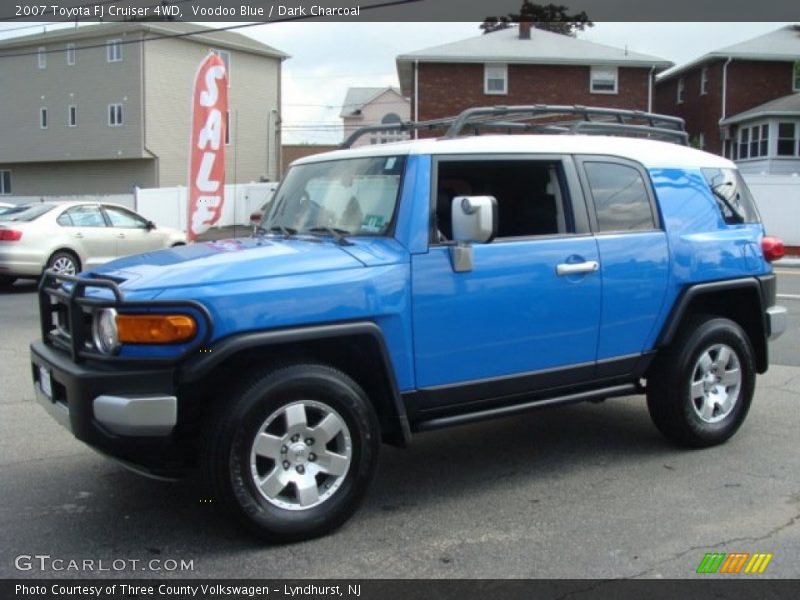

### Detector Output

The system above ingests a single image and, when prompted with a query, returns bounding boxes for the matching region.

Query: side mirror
[451,196,497,244]
[146,220,156,230]
[449,196,497,273]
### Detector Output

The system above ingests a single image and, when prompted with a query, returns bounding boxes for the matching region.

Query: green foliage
[481,2,593,37]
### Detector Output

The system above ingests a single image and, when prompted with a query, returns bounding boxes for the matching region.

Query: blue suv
[31,106,787,542]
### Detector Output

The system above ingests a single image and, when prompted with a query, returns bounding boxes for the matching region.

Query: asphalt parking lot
[1,268,798,579]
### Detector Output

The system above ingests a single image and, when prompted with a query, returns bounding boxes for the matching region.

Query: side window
[584,162,656,232]
[59,205,106,227]
[434,160,571,242]
[104,206,148,228]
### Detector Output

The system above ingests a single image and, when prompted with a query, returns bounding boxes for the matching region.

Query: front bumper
[31,340,187,470]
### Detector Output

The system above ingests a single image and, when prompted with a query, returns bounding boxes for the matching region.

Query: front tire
[647,316,756,448]
[203,363,380,542]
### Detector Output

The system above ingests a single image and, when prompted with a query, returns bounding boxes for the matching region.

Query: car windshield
[265,155,406,236]
[0,203,55,222]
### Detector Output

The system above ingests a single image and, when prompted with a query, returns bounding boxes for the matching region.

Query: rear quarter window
[701,168,760,225]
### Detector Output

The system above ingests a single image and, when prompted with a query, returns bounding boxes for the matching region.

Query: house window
[794,61,800,92]
[37,47,46,69]
[225,110,231,145]
[379,112,406,143]
[107,39,123,63]
[0,170,10,195]
[40,107,48,129]
[108,103,123,127]
[738,123,769,159]
[212,49,231,86]
[778,122,799,156]
[700,67,708,95]
[66,43,75,66]
[484,64,507,95]
[68,105,77,127]
[590,66,618,94]
[738,127,749,159]
[677,78,685,104]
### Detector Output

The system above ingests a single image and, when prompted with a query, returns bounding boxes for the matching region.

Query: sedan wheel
[47,252,79,276]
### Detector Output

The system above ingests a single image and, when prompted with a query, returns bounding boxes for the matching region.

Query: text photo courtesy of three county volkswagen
[1,5,800,583]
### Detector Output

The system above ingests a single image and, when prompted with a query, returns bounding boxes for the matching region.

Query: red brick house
[396,24,672,129]
[654,25,800,160]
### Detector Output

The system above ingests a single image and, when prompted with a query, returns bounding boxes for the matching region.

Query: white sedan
[0,201,186,287]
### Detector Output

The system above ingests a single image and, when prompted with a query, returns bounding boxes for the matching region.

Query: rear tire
[202,363,380,543]
[647,316,755,448]
[46,250,80,276]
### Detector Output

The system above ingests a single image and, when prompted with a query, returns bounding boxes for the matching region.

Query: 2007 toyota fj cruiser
[31,106,787,542]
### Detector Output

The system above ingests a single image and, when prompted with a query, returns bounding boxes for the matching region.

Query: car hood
[88,237,366,293]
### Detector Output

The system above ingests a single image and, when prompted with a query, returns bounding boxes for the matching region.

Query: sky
[0,21,793,144]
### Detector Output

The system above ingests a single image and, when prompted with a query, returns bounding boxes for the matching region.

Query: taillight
[0,229,22,241]
[761,236,784,262]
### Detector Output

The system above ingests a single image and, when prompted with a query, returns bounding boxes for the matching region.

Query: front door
[411,156,601,408]
[102,205,166,257]
[56,204,118,269]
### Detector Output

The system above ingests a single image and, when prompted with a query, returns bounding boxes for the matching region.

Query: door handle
[117,233,126,239]
[73,232,84,239]
[556,261,599,276]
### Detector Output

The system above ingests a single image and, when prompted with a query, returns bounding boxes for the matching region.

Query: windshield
[266,156,405,236]
[0,203,55,222]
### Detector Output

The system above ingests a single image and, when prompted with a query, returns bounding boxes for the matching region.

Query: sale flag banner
[187,52,228,241]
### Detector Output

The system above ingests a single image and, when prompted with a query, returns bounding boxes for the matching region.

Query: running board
[414,383,639,432]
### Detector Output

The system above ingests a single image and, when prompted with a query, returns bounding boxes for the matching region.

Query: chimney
[519,21,531,40]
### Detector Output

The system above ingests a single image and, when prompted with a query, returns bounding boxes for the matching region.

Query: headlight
[92,308,120,355]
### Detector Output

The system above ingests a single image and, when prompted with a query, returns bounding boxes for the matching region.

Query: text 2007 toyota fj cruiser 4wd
[31,106,787,542]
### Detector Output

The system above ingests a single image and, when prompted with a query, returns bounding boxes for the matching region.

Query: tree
[481,2,593,37]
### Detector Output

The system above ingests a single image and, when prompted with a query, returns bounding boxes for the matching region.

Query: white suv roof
[293,135,734,171]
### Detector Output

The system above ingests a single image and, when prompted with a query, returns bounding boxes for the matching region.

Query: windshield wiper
[305,227,353,246]
[267,225,297,239]
[711,183,744,224]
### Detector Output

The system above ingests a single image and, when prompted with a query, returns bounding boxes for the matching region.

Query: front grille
[39,272,123,362]
[37,270,213,365]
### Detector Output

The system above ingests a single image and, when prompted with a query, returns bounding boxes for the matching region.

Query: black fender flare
[654,276,771,373]
[179,321,411,446]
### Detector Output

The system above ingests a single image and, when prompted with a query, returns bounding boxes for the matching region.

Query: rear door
[576,157,670,371]
[411,155,601,408]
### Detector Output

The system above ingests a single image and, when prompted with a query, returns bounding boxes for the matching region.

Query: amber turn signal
[116,314,197,344]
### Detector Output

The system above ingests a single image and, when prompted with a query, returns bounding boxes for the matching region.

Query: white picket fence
[133,182,279,232]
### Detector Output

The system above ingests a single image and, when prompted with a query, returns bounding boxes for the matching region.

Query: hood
[89,237,366,293]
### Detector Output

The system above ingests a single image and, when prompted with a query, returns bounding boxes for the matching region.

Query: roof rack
[340,104,688,149]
